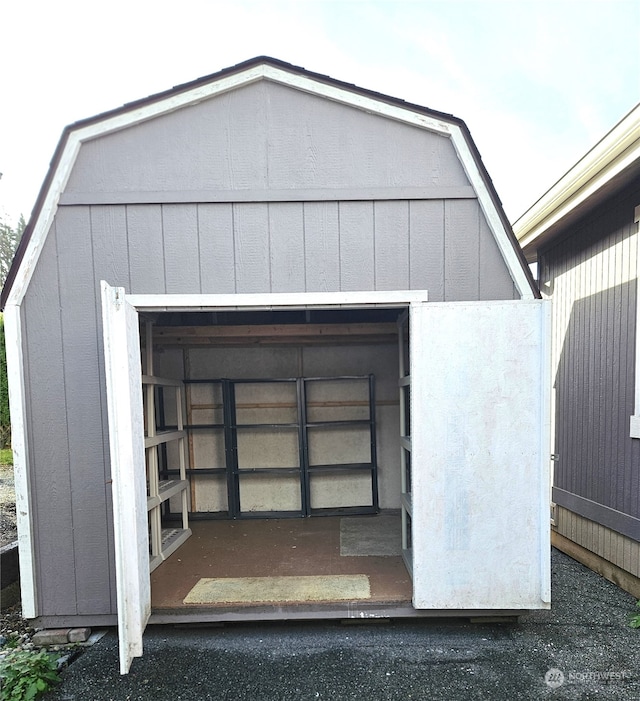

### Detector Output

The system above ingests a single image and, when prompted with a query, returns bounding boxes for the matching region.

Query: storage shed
[514,103,640,597]
[2,57,550,673]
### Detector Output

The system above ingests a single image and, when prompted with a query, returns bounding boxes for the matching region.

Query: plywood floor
[151,515,412,611]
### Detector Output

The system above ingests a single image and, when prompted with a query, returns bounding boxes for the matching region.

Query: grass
[0,447,13,465]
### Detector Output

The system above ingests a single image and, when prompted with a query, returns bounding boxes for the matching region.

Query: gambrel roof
[1,56,538,307]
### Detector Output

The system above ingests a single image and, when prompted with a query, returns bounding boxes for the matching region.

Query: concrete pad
[183,574,371,604]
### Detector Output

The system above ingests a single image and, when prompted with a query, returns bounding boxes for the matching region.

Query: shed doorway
[139,304,415,619]
[103,283,426,669]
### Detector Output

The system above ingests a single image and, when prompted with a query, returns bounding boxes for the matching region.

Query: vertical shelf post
[398,310,412,572]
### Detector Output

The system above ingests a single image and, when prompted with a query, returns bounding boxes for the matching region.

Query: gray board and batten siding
[8,61,530,624]
[538,177,640,577]
[59,80,519,299]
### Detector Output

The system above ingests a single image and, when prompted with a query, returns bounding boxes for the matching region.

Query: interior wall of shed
[150,321,402,518]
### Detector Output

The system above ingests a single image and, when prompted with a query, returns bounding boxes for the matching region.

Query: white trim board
[3,304,38,617]
[126,290,429,312]
[4,61,532,308]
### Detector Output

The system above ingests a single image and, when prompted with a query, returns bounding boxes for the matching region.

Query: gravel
[0,461,30,657]
[0,463,17,548]
[43,550,640,700]
[0,602,37,651]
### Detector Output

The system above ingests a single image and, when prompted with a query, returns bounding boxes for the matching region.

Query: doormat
[340,513,402,557]
[182,574,371,605]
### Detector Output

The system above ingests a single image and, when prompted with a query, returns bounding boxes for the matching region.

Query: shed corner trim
[3,303,38,617]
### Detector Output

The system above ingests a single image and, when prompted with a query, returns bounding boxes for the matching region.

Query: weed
[631,600,640,629]
[3,634,20,649]
[0,648,60,700]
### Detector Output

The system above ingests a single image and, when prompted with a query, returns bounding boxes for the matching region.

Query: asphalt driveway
[45,549,640,700]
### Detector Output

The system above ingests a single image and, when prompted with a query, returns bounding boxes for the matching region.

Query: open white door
[101,281,150,674]
[410,300,551,610]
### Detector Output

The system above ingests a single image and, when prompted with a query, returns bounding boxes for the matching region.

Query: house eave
[513,103,640,261]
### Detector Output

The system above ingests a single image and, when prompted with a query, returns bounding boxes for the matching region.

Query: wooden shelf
[236,467,301,475]
[162,467,227,476]
[306,420,370,428]
[235,423,299,429]
[153,322,398,347]
[308,462,374,472]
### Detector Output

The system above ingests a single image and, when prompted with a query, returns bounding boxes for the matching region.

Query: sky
[1,0,638,227]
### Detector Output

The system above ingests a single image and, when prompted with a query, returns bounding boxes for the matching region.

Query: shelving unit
[142,322,191,573]
[228,378,303,517]
[303,376,378,516]
[398,311,413,573]
[158,374,379,519]
[175,378,228,517]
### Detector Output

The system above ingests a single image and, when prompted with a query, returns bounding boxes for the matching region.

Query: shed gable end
[62,80,471,201]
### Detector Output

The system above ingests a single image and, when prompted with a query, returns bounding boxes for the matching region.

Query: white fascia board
[3,134,82,309]
[448,125,534,299]
[515,104,640,249]
[3,305,38,617]
[126,290,429,312]
[261,65,454,135]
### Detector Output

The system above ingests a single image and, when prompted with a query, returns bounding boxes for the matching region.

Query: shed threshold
[148,604,525,624]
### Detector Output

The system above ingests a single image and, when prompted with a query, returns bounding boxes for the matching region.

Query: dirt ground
[0,462,17,547]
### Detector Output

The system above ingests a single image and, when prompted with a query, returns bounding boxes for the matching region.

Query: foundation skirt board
[340,513,402,556]
[182,574,371,605]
